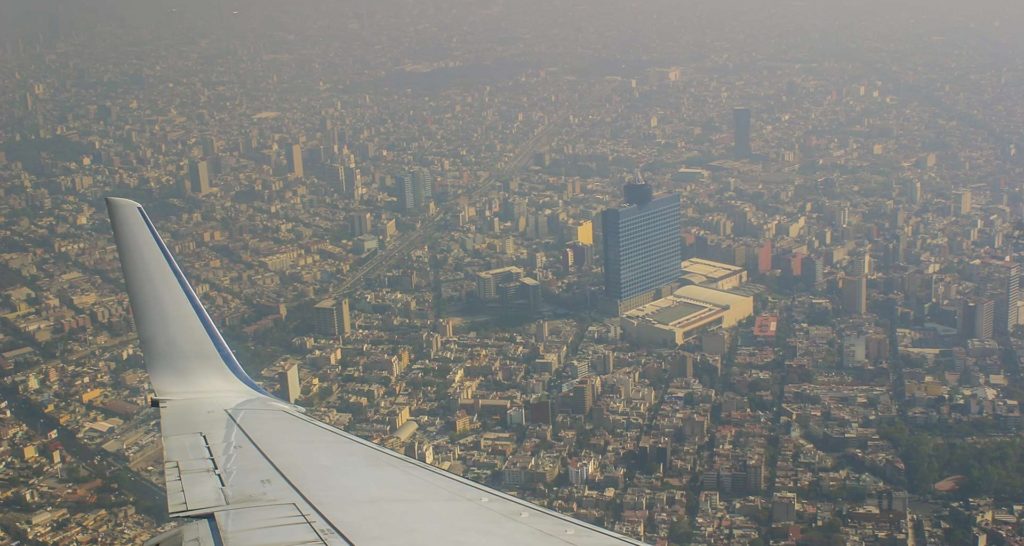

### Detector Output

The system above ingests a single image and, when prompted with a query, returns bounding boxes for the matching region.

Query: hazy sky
[3,0,1024,64]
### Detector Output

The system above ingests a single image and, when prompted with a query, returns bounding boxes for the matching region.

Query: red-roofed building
[754,314,779,339]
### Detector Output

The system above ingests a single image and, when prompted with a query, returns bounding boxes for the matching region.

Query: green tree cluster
[881,423,1024,499]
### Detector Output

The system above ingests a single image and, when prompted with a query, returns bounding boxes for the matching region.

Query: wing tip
[106,196,143,209]
[105,197,145,229]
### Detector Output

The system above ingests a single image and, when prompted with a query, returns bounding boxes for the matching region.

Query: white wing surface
[107,198,647,546]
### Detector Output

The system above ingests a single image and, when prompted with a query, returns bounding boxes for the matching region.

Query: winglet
[106,197,273,399]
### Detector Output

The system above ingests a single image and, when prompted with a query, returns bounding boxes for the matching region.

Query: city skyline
[1,0,1024,544]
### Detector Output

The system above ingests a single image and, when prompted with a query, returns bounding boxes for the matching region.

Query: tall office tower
[601,350,615,374]
[1005,262,1020,333]
[757,240,773,274]
[238,135,253,156]
[977,299,995,340]
[437,318,455,338]
[351,212,372,236]
[527,399,553,427]
[341,165,360,198]
[819,227,833,246]
[601,185,682,313]
[535,320,548,342]
[852,252,872,277]
[733,107,752,159]
[564,219,594,245]
[567,242,594,269]
[526,212,550,239]
[959,300,977,339]
[842,275,868,315]
[200,136,221,175]
[188,159,211,195]
[201,135,219,157]
[639,437,672,474]
[906,180,923,204]
[355,142,375,161]
[571,380,593,416]
[892,207,907,229]
[475,266,524,300]
[280,362,300,403]
[395,174,415,211]
[801,255,824,290]
[331,163,348,191]
[833,204,850,228]
[314,299,340,337]
[623,181,653,205]
[412,168,434,208]
[352,169,363,202]
[340,298,352,336]
[953,189,971,215]
[980,260,1020,334]
[326,164,344,190]
[965,298,995,340]
[771,493,798,524]
[305,146,326,170]
[286,143,304,178]
[500,197,528,221]
[559,243,587,272]
[395,170,434,211]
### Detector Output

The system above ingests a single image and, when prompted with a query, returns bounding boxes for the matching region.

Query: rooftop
[681,258,745,281]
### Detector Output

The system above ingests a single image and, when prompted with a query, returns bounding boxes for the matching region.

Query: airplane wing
[106,198,647,546]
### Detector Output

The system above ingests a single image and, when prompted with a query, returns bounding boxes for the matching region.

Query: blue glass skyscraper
[602,185,682,313]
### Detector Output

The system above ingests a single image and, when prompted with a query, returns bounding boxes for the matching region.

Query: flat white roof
[681,258,744,280]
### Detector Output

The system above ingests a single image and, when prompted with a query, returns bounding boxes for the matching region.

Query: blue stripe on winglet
[137,206,273,398]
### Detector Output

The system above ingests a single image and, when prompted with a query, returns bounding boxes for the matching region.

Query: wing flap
[215,505,330,546]
[163,433,227,513]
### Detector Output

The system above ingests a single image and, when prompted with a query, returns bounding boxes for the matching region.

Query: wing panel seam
[223,410,353,545]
